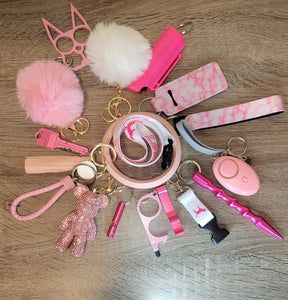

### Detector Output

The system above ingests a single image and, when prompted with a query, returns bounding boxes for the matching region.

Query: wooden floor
[1,0,288,299]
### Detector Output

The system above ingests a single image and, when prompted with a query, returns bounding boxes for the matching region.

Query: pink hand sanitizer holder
[151,62,228,116]
[128,27,185,93]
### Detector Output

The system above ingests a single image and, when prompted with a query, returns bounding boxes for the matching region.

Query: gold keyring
[111,185,134,205]
[227,137,247,157]
[93,172,117,195]
[177,160,202,183]
[90,143,117,168]
[102,107,119,123]
[138,97,154,112]
[74,117,90,135]
[60,117,90,141]
[52,56,73,67]
[107,96,131,119]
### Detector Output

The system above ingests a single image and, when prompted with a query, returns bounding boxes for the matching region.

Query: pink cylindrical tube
[106,201,126,238]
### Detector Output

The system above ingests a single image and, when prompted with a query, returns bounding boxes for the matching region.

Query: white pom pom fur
[86,22,152,88]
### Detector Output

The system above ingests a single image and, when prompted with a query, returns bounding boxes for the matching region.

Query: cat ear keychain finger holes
[42,3,92,71]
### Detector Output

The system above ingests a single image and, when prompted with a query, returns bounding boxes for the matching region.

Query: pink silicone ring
[101,112,182,189]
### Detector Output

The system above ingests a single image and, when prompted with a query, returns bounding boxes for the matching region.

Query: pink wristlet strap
[11,176,75,221]
[184,95,285,130]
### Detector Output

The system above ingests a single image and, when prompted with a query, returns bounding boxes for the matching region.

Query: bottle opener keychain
[177,160,284,240]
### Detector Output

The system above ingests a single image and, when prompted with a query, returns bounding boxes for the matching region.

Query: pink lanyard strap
[175,95,285,155]
[11,175,76,221]
[183,95,285,130]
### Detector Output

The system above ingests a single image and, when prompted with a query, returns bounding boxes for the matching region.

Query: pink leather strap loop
[184,95,285,130]
[102,112,182,189]
[11,176,76,221]
[156,185,184,236]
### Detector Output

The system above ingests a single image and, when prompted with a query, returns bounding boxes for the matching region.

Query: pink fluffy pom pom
[16,60,84,128]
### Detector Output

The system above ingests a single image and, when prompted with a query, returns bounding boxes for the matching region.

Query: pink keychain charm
[42,4,91,71]
[137,192,168,257]
[56,185,109,257]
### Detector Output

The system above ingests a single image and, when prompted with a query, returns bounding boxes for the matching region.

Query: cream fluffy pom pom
[85,22,152,88]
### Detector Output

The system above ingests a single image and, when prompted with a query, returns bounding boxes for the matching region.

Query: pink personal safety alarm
[212,155,260,196]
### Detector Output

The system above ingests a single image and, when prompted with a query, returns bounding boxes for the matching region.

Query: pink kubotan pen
[192,172,283,240]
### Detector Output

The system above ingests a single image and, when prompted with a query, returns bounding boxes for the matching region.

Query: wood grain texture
[1,0,288,299]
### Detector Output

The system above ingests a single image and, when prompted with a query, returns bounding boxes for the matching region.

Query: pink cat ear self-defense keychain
[42,4,92,71]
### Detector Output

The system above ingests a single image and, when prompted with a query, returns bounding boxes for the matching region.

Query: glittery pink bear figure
[56,185,109,257]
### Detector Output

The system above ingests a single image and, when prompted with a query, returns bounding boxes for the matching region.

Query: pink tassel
[56,185,109,257]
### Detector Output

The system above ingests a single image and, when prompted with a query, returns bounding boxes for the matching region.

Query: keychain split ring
[177,160,202,184]
[90,143,117,168]
[138,97,154,112]
[107,96,132,120]
[226,136,247,157]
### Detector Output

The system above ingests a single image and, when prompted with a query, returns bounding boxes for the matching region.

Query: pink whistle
[192,172,283,240]
[106,201,126,238]
[128,27,185,92]
[156,185,185,236]
[35,128,89,156]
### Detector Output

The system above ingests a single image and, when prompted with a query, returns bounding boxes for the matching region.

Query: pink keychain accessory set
[10,4,285,257]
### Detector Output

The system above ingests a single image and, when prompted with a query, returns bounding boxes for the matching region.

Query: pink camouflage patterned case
[151,62,228,116]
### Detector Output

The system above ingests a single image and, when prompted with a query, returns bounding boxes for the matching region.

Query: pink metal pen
[192,172,283,240]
